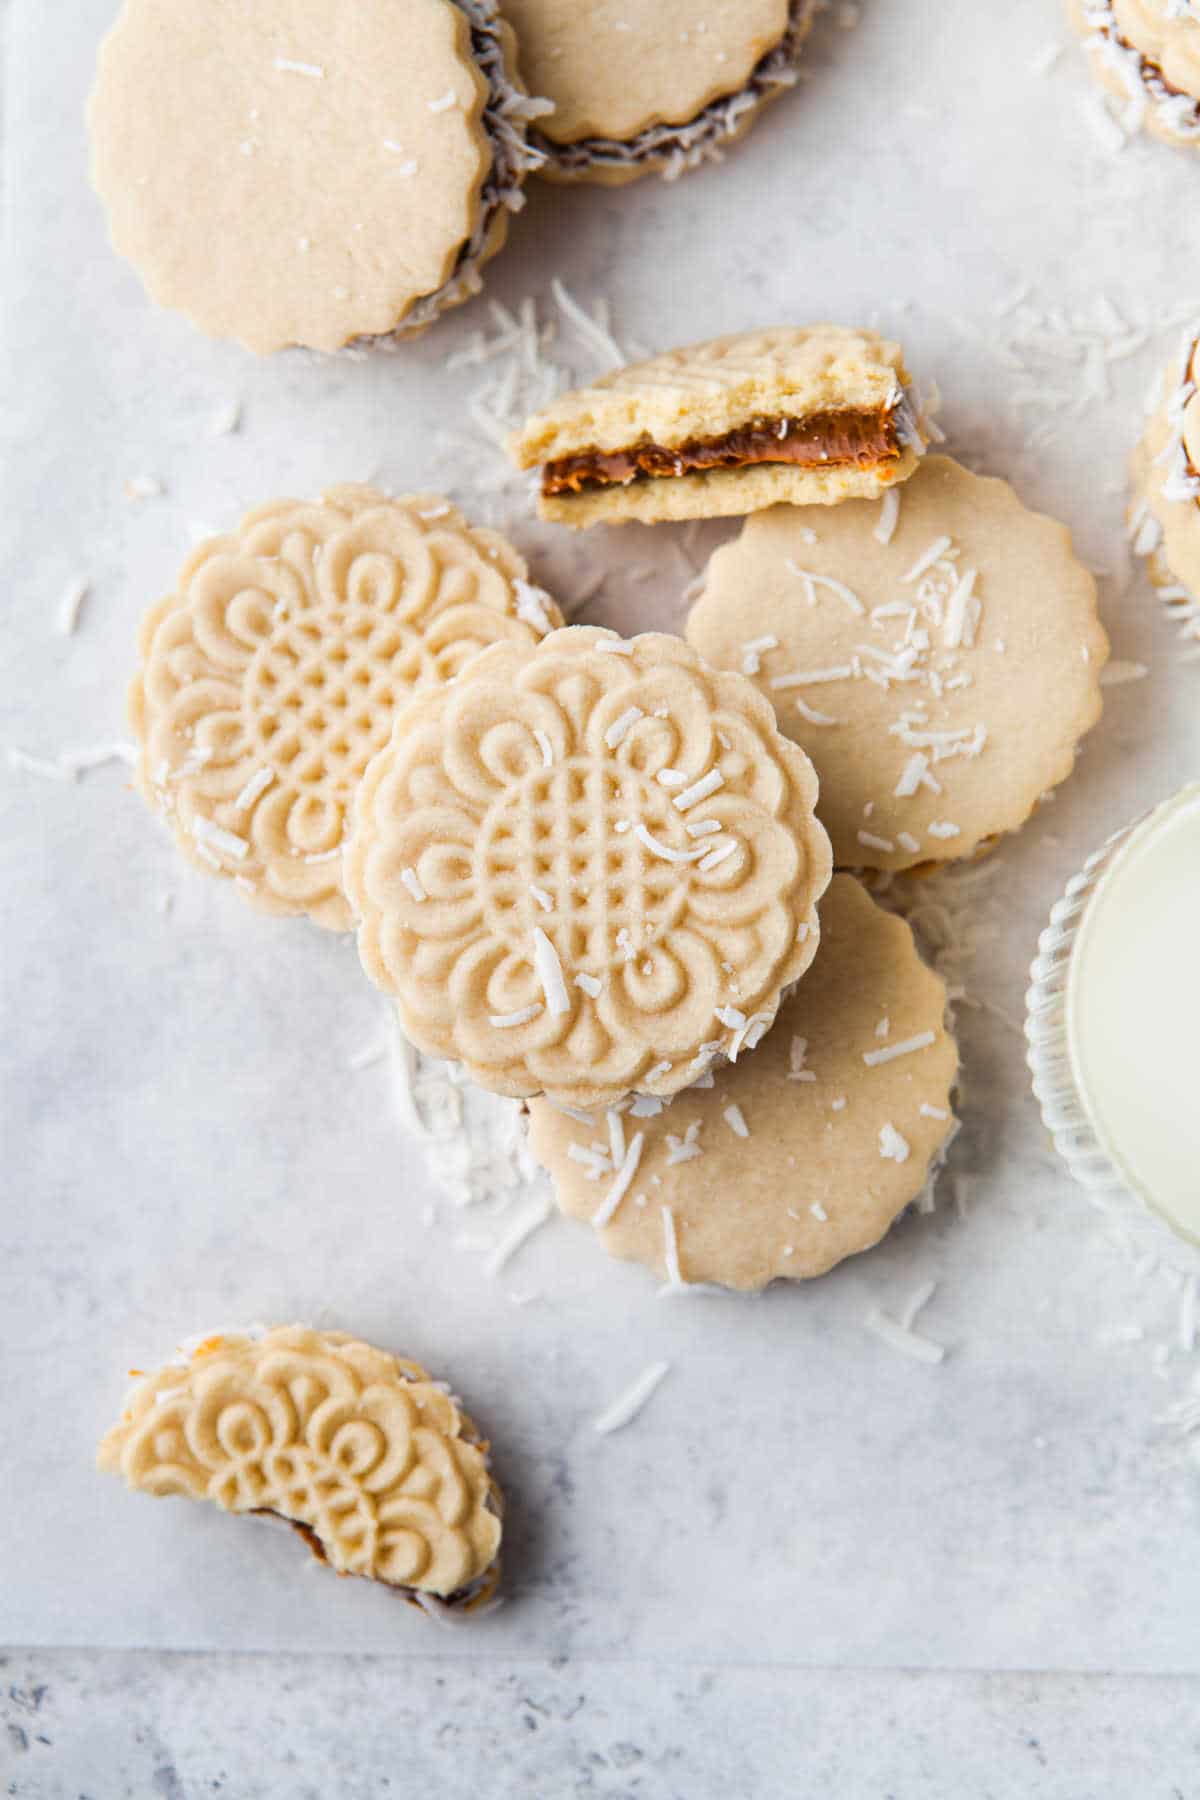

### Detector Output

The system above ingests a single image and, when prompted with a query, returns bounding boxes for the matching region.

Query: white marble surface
[4,1652,1200,1799]
[4,0,1200,1789]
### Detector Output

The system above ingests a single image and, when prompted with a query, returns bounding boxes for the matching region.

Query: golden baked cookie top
[345,626,832,1107]
[98,1325,504,1606]
[688,456,1108,872]
[130,485,562,931]
[498,0,792,144]
[527,876,958,1292]
[88,0,538,352]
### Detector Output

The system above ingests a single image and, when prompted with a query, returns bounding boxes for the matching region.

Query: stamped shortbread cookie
[497,0,814,184]
[129,486,562,930]
[509,326,929,527]
[527,876,958,1292]
[89,0,545,353]
[1067,1,1200,147]
[688,456,1108,872]
[98,1325,504,1611]
[345,626,832,1106]
[1130,323,1200,653]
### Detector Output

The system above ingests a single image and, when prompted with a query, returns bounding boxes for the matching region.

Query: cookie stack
[111,320,1116,1595]
[88,0,823,352]
[124,319,1117,1296]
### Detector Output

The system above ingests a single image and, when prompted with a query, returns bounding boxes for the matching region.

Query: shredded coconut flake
[673,768,725,811]
[874,489,901,545]
[770,665,854,689]
[864,1307,945,1365]
[513,579,556,635]
[863,1031,936,1067]
[593,1360,671,1434]
[592,1131,645,1228]
[401,866,428,903]
[485,1196,552,1276]
[234,767,275,811]
[192,817,249,863]
[490,1003,543,1029]
[605,705,644,748]
[533,927,570,1016]
[879,1123,911,1163]
[722,1103,750,1139]
[56,577,90,636]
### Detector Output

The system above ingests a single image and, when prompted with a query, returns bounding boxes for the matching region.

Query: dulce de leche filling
[542,405,900,498]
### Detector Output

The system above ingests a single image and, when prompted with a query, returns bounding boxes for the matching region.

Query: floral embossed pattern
[98,1326,503,1606]
[345,627,832,1106]
[129,485,561,930]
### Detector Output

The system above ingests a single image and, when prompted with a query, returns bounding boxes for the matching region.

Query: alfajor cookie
[527,875,958,1292]
[497,0,814,184]
[1129,322,1200,652]
[1067,1,1200,148]
[687,456,1109,873]
[510,327,929,528]
[130,485,562,931]
[345,626,832,1107]
[98,1325,504,1611]
[88,0,545,354]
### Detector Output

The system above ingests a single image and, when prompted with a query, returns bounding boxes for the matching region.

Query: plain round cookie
[497,0,812,183]
[1067,0,1200,147]
[88,0,539,352]
[345,626,832,1107]
[687,456,1108,873]
[130,486,561,931]
[527,875,958,1292]
[510,325,928,528]
[98,1326,504,1609]
[1129,324,1200,648]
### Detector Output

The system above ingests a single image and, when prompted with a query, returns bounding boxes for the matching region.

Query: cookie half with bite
[98,1326,504,1613]
[509,326,929,527]
[345,626,832,1107]
[498,0,815,184]
[687,456,1108,872]
[89,0,544,353]
[527,875,958,1293]
[1130,322,1200,653]
[1067,0,1200,149]
[129,485,562,931]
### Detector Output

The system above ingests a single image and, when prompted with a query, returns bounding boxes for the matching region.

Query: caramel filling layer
[541,406,900,498]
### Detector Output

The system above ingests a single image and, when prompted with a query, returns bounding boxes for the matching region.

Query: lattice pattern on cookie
[129,485,561,930]
[344,626,832,1107]
[98,1326,503,1604]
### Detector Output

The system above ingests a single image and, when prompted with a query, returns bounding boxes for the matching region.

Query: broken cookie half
[509,325,931,527]
[98,1325,504,1615]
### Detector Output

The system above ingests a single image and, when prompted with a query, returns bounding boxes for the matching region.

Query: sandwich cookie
[497,0,814,184]
[509,326,930,528]
[1129,322,1200,653]
[1067,1,1200,147]
[88,0,545,353]
[345,627,833,1107]
[687,456,1109,873]
[98,1326,504,1612]
[130,486,562,931]
[527,876,958,1292]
